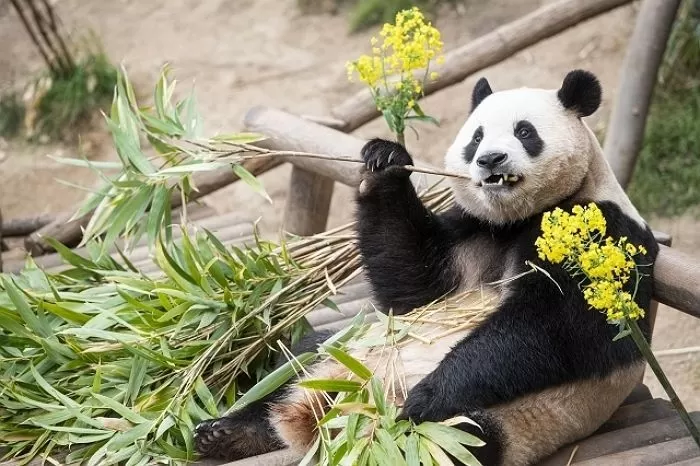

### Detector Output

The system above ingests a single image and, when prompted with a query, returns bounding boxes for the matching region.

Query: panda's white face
[445,81,599,225]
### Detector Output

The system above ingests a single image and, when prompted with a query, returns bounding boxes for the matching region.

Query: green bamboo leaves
[0,225,349,465]
[54,65,269,255]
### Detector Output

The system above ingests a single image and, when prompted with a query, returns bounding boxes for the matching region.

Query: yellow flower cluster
[535,203,648,322]
[379,7,444,75]
[535,203,607,264]
[346,8,444,88]
[345,8,444,136]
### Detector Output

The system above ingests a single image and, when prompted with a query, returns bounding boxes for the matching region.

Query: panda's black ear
[557,70,602,118]
[471,77,493,111]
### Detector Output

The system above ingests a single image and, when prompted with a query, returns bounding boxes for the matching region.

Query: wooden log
[24,157,282,256]
[1,213,55,237]
[331,0,635,132]
[604,0,682,188]
[284,166,335,236]
[243,106,443,189]
[653,244,700,319]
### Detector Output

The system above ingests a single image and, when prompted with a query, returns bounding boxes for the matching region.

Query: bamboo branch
[218,145,472,181]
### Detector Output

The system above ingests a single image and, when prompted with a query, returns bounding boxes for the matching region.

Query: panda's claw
[360,138,413,176]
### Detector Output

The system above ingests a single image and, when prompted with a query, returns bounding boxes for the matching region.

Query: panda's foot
[194,415,284,461]
[361,138,413,175]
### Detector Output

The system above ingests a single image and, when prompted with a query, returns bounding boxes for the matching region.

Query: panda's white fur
[194,71,658,466]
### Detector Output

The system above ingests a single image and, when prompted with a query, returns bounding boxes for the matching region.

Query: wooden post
[604,0,682,188]
[284,167,334,236]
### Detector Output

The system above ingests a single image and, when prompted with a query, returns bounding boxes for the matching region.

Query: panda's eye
[474,134,482,143]
[517,127,530,139]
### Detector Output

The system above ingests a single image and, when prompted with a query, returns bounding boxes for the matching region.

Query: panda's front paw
[361,138,413,176]
[400,376,462,423]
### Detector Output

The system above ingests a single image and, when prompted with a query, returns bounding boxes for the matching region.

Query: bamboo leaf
[323,345,373,381]
[228,352,318,413]
[91,393,148,425]
[298,379,362,393]
[232,164,271,203]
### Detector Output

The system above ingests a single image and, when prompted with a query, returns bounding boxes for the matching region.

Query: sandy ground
[0,0,698,408]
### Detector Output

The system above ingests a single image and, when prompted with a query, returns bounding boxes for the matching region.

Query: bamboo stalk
[221,146,472,181]
[628,319,700,447]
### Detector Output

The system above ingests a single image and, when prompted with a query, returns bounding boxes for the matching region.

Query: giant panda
[194,70,659,466]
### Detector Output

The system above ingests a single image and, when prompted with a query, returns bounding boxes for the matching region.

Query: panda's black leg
[194,329,335,460]
[356,139,468,313]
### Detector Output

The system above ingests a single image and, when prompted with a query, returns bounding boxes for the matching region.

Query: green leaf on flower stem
[406,114,440,126]
[613,328,632,341]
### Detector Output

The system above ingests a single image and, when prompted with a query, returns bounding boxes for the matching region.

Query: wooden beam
[2,213,55,237]
[331,0,635,132]
[243,106,443,188]
[653,244,700,320]
[604,0,682,188]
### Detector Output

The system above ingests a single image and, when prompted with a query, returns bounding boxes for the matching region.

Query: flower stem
[396,131,406,148]
[628,319,700,448]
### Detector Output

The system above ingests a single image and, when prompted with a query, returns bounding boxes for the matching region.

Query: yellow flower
[430,71,439,80]
[536,202,648,322]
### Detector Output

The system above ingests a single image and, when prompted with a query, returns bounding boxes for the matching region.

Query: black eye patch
[514,120,544,157]
[463,126,483,162]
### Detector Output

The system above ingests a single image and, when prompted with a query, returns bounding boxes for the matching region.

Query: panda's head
[445,70,603,224]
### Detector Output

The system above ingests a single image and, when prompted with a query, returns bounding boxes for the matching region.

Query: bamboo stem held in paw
[228,144,472,181]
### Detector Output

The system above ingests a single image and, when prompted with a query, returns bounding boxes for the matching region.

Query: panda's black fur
[194,71,660,465]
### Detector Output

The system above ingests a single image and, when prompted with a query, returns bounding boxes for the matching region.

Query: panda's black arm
[356,139,478,314]
[401,201,659,421]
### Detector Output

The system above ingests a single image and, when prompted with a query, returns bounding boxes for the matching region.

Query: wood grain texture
[284,166,335,236]
[331,0,635,132]
[604,0,682,188]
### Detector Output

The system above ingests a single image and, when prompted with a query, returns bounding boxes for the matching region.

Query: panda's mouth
[478,173,521,187]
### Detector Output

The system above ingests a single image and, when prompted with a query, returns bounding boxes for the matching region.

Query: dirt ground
[0,0,698,408]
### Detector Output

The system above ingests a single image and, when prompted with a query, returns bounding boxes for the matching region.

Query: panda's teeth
[497,177,504,185]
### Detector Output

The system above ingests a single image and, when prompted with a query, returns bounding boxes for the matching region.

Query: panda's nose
[476,152,508,169]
